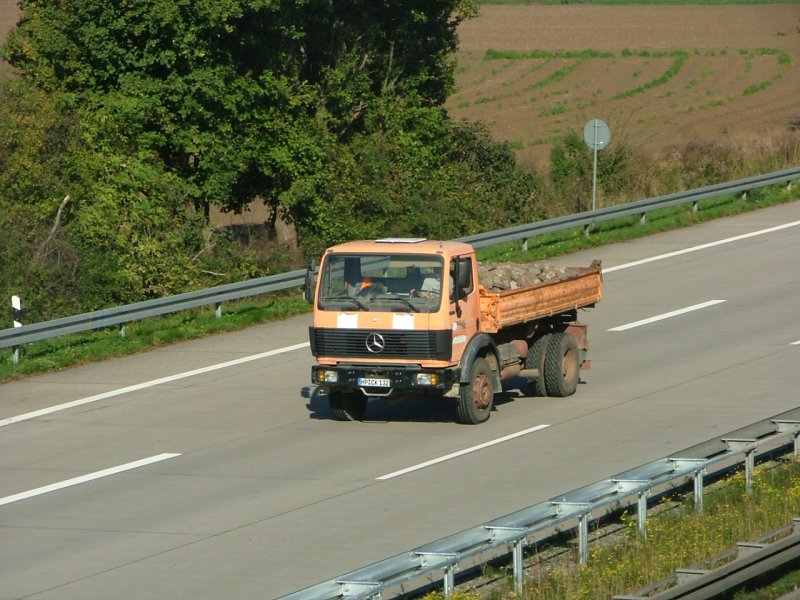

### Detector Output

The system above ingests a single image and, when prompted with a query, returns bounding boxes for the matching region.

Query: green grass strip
[484,49,614,61]
[613,53,688,99]
[476,184,799,263]
[0,294,311,382]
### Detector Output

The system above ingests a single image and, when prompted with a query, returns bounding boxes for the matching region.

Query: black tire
[542,332,579,397]
[524,334,550,397]
[329,390,368,421]
[455,357,494,424]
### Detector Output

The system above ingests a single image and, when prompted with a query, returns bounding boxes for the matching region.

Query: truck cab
[306,238,601,424]
[307,239,481,418]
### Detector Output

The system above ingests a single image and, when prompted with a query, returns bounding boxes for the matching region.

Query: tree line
[0,0,550,322]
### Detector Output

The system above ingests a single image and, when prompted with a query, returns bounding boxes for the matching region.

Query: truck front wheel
[543,332,579,397]
[329,390,367,421]
[456,357,494,424]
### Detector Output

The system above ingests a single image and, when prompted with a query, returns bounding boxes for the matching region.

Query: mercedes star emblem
[365,332,386,353]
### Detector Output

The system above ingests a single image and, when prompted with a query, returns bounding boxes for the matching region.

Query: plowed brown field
[447,4,800,169]
[0,1,17,78]
[3,4,798,173]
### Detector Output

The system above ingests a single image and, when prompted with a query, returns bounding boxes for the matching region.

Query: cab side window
[450,256,474,302]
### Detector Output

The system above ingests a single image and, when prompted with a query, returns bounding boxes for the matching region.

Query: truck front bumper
[312,364,460,396]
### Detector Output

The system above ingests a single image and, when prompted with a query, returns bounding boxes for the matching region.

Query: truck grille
[310,328,452,361]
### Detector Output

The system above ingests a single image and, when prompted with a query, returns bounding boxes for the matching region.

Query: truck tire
[524,334,550,397]
[456,357,494,424]
[329,390,367,421]
[543,332,579,397]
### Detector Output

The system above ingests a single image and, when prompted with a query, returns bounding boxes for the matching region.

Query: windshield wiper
[390,296,421,313]
[331,295,369,311]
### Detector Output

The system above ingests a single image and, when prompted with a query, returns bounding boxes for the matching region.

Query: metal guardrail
[0,268,306,350]
[2,166,798,352]
[277,407,800,599]
[458,166,800,248]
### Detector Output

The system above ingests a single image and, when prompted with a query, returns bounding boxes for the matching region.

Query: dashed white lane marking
[376,424,550,480]
[608,300,726,332]
[0,342,310,428]
[0,453,181,507]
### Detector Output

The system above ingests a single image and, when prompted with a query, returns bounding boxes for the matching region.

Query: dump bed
[478,260,602,333]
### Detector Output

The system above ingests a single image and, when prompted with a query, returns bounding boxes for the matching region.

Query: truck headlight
[415,373,438,386]
[317,370,339,383]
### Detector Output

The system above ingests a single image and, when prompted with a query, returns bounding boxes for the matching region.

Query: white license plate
[358,377,391,387]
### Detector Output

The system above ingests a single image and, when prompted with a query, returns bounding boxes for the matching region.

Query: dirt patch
[448,5,800,169]
[0,1,20,78]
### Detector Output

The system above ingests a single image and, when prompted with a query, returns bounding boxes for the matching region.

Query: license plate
[358,377,391,387]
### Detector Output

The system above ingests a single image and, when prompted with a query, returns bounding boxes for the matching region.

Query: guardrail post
[692,200,699,213]
[512,538,525,595]
[637,492,648,540]
[11,295,22,364]
[639,212,646,225]
[745,449,755,494]
[771,420,800,456]
[578,513,589,565]
[215,302,223,318]
[694,469,705,515]
[119,324,126,338]
[443,565,455,598]
[522,239,528,252]
[741,190,748,201]
[723,438,757,494]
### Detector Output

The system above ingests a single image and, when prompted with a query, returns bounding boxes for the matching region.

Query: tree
[3,0,477,239]
[0,1,546,319]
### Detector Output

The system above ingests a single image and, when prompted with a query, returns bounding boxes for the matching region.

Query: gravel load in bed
[478,262,581,291]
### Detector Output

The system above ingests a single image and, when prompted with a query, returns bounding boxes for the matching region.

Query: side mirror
[457,266,471,297]
[304,259,318,303]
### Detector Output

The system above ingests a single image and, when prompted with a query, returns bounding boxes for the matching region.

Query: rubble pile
[478,262,580,291]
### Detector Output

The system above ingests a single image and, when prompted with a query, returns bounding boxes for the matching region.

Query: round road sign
[583,119,611,150]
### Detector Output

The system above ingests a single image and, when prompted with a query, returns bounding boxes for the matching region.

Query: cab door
[449,254,480,364]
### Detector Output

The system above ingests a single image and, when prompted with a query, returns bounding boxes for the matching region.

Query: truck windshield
[318,253,444,313]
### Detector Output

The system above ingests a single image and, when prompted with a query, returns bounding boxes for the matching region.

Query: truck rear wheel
[524,334,550,397]
[329,390,367,421]
[543,332,579,397]
[456,357,494,424]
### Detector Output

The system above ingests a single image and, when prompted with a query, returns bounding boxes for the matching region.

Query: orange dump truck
[305,238,602,424]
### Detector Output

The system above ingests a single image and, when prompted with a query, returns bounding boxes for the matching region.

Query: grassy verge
[0,293,311,383]
[477,183,800,263]
[424,458,800,599]
[1,183,798,384]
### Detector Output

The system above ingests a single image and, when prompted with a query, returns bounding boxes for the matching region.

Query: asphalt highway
[1,201,799,599]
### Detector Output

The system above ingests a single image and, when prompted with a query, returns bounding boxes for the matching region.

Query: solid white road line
[376,424,550,480]
[0,342,310,428]
[603,220,800,273]
[791,340,800,346]
[608,300,726,332]
[0,453,181,507]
